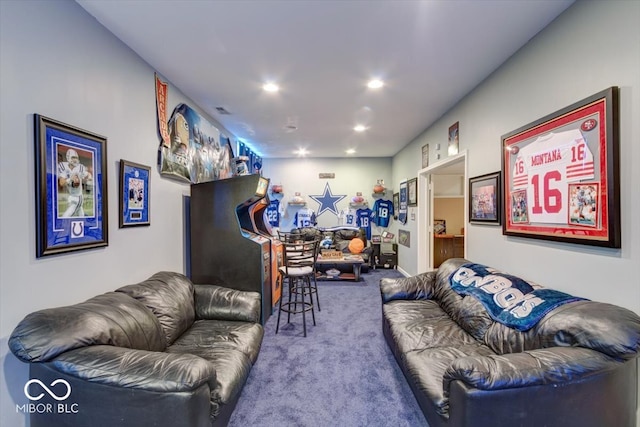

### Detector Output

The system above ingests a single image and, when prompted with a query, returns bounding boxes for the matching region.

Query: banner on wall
[155,74,170,148]
[238,141,262,175]
[398,180,408,224]
[155,76,234,183]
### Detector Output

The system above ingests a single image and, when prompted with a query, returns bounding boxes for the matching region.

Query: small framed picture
[421,144,430,168]
[34,115,108,257]
[469,171,501,225]
[392,192,399,218]
[434,219,446,235]
[448,122,459,156]
[398,229,411,247]
[407,177,418,206]
[119,160,151,227]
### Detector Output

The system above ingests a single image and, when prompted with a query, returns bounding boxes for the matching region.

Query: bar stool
[277,231,321,311]
[276,239,319,337]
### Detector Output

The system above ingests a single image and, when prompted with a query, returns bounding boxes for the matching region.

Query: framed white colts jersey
[502,87,620,248]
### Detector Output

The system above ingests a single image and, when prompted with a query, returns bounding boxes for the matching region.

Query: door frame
[417,151,468,273]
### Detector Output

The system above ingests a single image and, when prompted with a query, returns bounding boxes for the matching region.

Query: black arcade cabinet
[190,174,273,324]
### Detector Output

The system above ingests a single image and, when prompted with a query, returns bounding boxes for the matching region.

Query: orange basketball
[348,238,364,254]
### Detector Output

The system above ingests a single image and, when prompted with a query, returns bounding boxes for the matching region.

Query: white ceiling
[76,0,574,159]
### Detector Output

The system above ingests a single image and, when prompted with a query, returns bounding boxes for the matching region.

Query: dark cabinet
[372,243,397,269]
[434,235,464,268]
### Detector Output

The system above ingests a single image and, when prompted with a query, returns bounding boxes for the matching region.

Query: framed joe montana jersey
[501,87,620,248]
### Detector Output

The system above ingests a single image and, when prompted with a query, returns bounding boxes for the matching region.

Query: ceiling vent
[215,106,231,115]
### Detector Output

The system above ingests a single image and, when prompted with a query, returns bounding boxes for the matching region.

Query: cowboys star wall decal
[309,182,346,216]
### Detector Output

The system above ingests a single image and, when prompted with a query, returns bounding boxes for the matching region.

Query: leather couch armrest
[443,346,619,395]
[51,345,216,392]
[380,270,437,303]
[193,284,261,323]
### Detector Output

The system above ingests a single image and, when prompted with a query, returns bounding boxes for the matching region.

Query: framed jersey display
[34,115,109,257]
[501,87,620,248]
[119,160,150,228]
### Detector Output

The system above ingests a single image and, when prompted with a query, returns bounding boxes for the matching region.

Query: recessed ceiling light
[367,79,384,89]
[295,148,308,156]
[346,149,356,155]
[354,125,366,132]
[263,82,279,92]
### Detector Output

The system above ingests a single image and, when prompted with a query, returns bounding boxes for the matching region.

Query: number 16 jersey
[512,129,594,224]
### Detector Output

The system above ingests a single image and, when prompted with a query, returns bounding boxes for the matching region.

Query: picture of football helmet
[66,148,79,166]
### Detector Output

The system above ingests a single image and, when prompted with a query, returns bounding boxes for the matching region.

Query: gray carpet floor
[228,268,428,427]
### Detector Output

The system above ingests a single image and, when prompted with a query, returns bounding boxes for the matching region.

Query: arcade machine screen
[255,176,269,198]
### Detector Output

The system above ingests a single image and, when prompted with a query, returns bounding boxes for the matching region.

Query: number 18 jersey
[512,129,594,224]
[372,199,394,227]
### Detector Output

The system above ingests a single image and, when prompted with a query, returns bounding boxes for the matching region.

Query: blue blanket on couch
[449,263,585,331]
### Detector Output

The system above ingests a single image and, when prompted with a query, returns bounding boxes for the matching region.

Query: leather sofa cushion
[117,272,195,346]
[292,227,322,241]
[8,292,165,362]
[405,343,496,416]
[442,346,616,394]
[170,320,264,364]
[383,300,477,354]
[483,299,640,359]
[167,345,252,408]
[51,345,217,392]
[167,319,262,413]
[536,300,640,360]
[435,259,640,360]
[194,284,261,324]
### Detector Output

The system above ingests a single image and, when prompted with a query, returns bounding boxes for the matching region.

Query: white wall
[393,0,640,312]
[262,157,393,231]
[393,3,640,420]
[0,2,236,425]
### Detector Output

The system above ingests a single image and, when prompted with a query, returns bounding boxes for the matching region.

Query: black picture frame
[392,192,399,219]
[421,144,430,168]
[119,160,151,228]
[469,171,501,225]
[501,87,620,248]
[407,177,418,206]
[35,115,108,257]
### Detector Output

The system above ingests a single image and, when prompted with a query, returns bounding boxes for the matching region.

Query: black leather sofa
[291,226,372,271]
[9,272,264,427]
[380,258,640,427]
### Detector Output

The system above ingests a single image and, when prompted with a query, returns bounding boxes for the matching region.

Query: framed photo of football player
[119,160,150,228]
[501,87,620,248]
[35,115,108,257]
[469,171,501,225]
[407,177,418,206]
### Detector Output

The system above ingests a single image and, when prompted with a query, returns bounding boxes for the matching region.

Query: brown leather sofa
[9,272,264,427]
[380,258,640,427]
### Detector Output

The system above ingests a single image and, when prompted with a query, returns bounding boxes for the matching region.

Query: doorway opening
[417,151,467,273]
